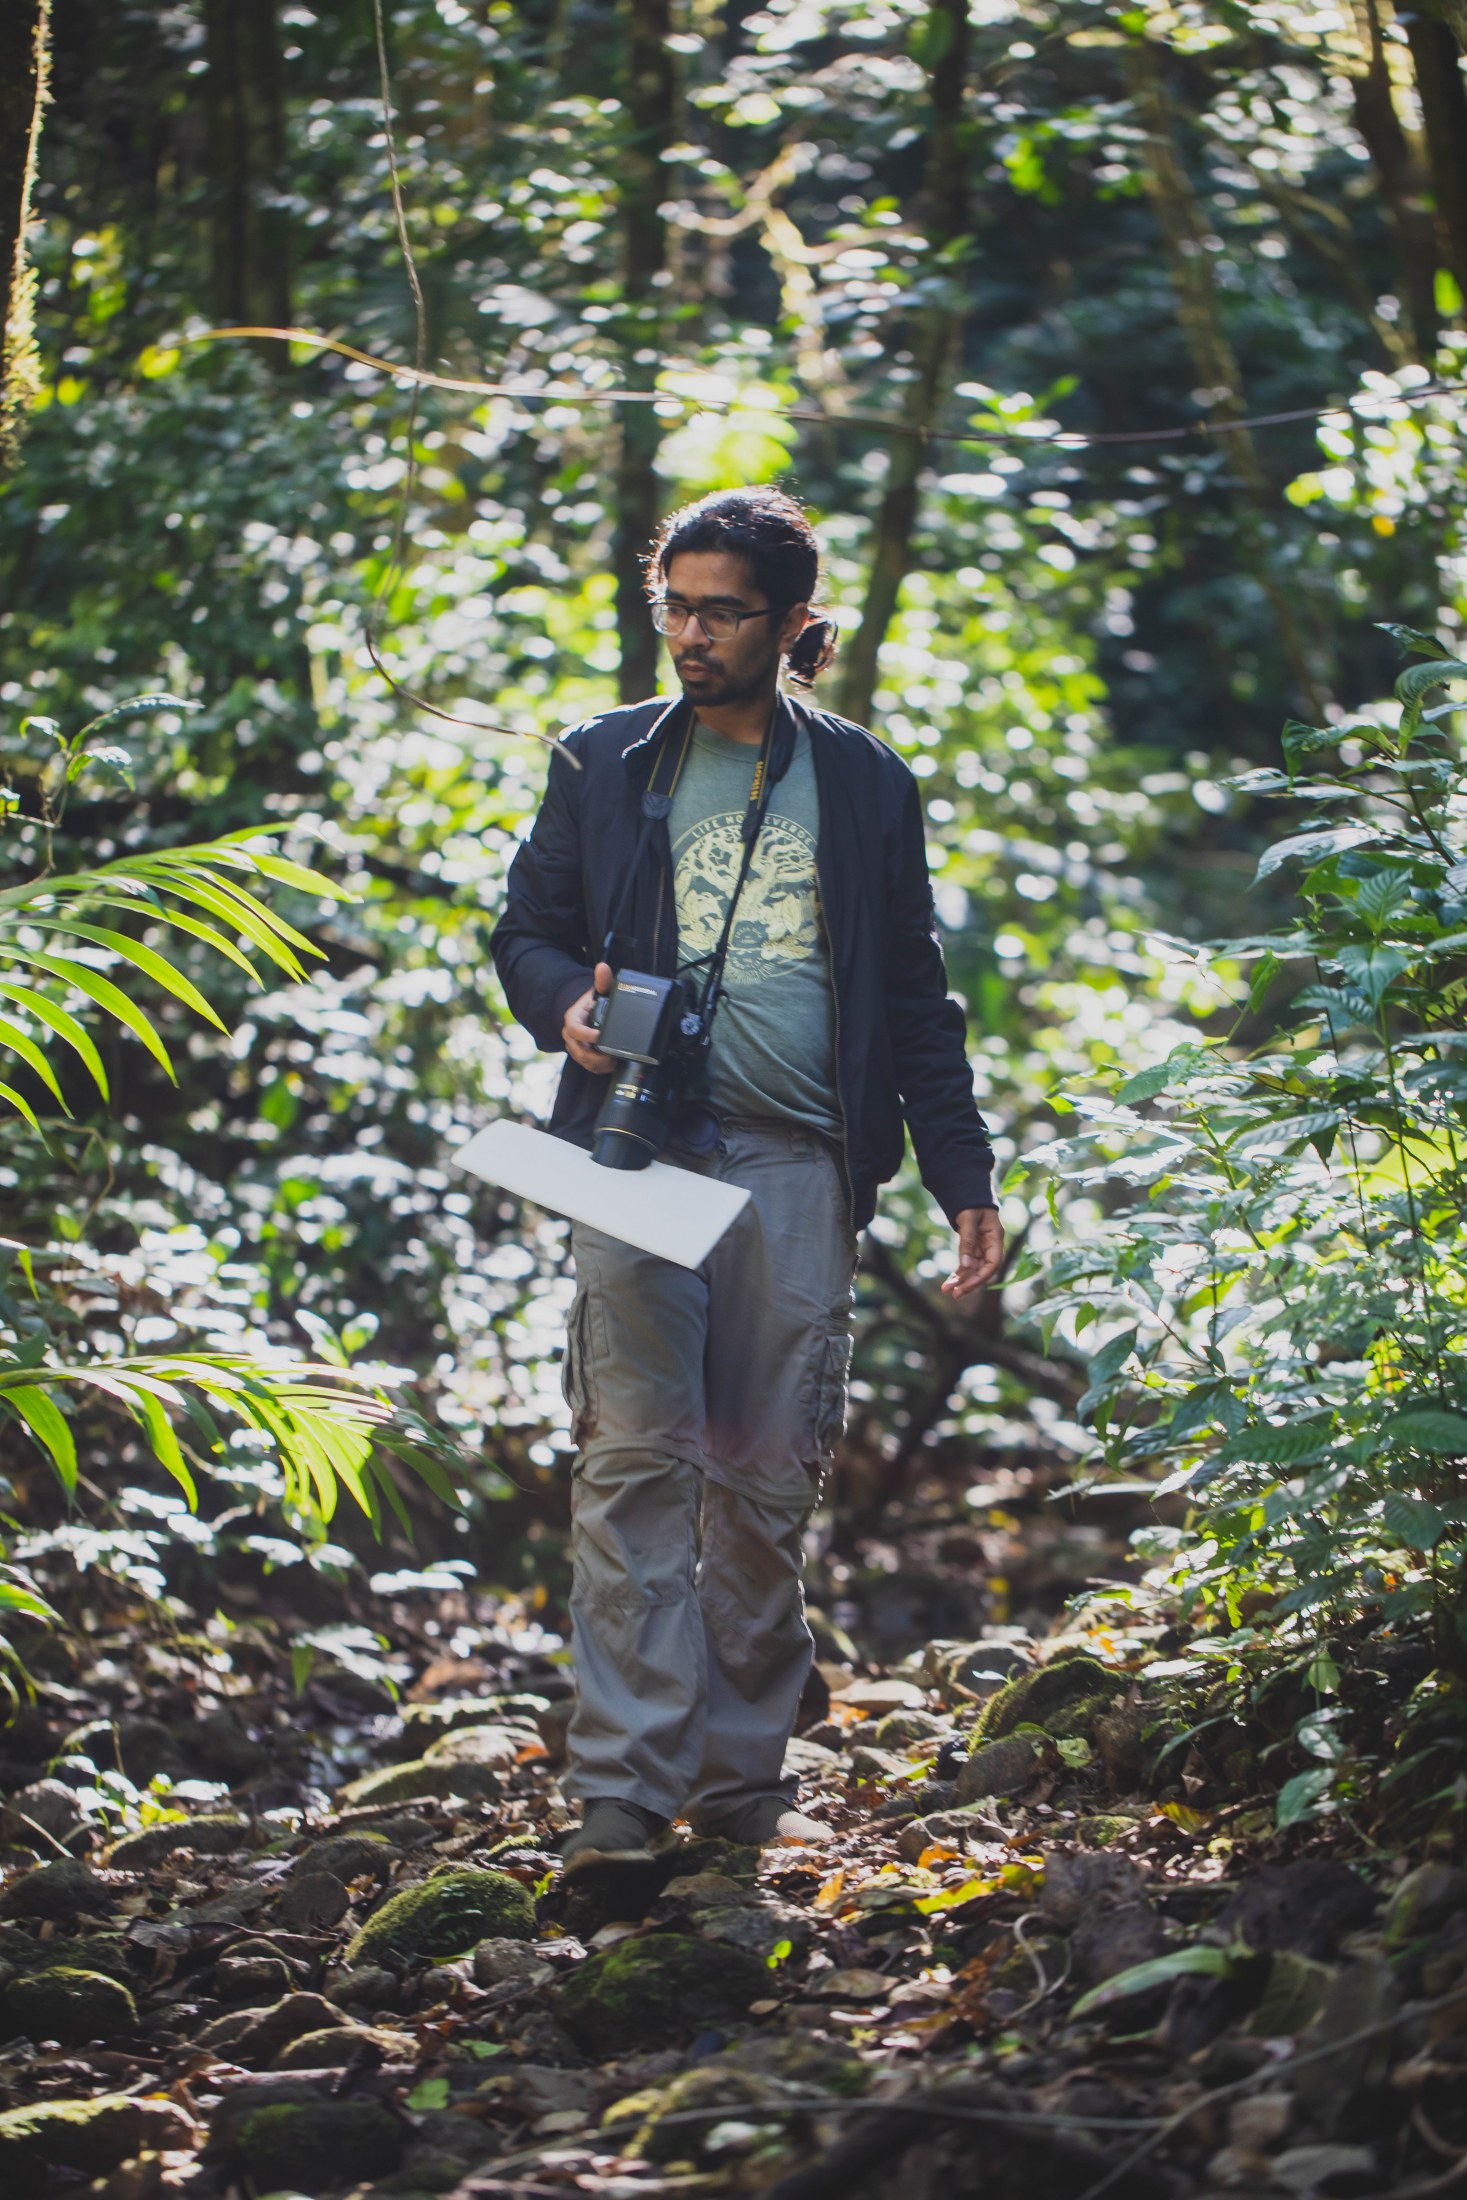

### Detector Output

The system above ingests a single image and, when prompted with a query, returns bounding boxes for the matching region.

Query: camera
[589,969,708,1170]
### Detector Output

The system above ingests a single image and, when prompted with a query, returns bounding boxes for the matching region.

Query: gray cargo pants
[561,1121,857,1824]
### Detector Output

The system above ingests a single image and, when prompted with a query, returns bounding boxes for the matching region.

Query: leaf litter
[0,1465,1463,2200]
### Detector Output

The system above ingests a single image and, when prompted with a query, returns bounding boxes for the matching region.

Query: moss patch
[972,1653,1127,1745]
[235,2099,404,2191]
[0,2094,190,2198]
[344,1868,534,1968]
[338,1758,502,1808]
[557,1933,768,2057]
[2,1966,138,2045]
[109,1814,248,1869]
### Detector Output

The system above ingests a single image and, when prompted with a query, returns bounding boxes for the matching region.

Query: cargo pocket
[813,1325,854,1468]
[561,1289,599,1450]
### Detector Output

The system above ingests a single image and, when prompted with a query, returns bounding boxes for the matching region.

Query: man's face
[660,550,800,708]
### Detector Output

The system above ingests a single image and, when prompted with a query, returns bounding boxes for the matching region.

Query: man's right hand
[562,960,616,1073]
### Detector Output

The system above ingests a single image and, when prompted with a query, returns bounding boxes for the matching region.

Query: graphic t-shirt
[669,720,841,1137]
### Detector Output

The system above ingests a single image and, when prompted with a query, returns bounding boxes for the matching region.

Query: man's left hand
[942,1206,1005,1301]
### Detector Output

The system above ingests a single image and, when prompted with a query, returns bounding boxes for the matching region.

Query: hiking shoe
[561,1799,670,1872]
[698,1796,835,1848]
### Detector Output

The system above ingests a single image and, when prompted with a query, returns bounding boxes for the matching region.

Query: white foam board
[454,1119,749,1269]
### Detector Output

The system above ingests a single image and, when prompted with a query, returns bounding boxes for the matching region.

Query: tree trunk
[1128,33,1327,719]
[1347,0,1439,358]
[1403,6,1467,309]
[0,0,51,471]
[836,0,971,729]
[201,0,291,354]
[613,0,677,705]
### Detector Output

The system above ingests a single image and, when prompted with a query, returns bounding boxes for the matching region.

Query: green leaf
[1276,1765,1336,1829]
[1382,1492,1447,1550]
[1,1384,78,1493]
[406,2078,450,2112]
[1377,1408,1467,1456]
[1071,1945,1234,2018]
[6,951,175,1080]
[0,981,109,1098]
[28,921,227,1028]
[130,1388,198,1508]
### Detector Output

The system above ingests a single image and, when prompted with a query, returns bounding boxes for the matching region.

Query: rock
[235,2100,404,2192]
[557,1933,769,2056]
[190,1710,272,1784]
[926,1636,1033,1703]
[972,1652,1128,1744]
[782,1736,841,1779]
[473,1937,554,1987]
[1215,1864,1376,1961]
[296,1832,395,1880]
[1291,1958,1399,2137]
[400,1694,549,1746]
[694,1902,810,1960]
[273,2023,416,2069]
[0,1858,111,1922]
[216,1954,293,2002]
[0,1928,131,1980]
[56,1717,178,1782]
[1074,1815,1141,1848]
[0,1780,84,1844]
[338,1758,502,1808]
[273,1871,350,1932]
[1,1965,137,2045]
[108,1814,248,1868]
[422,1724,524,1769]
[1041,1850,1147,1929]
[850,1744,907,1780]
[952,1734,1052,1803]
[831,1678,926,1715]
[1072,1902,1167,1987]
[198,1990,350,2066]
[1383,1863,1467,1949]
[1269,2143,1378,2194]
[0,2096,192,2199]
[326,1965,398,2011]
[1229,2092,1294,2151]
[344,1867,534,1967]
[871,1710,950,1748]
[479,2064,599,2122]
[1093,1704,1153,1784]
[807,1966,892,2000]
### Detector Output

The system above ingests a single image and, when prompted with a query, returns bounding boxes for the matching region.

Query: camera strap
[688,700,785,1039]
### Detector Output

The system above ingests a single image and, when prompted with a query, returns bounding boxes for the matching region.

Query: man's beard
[673,651,775,708]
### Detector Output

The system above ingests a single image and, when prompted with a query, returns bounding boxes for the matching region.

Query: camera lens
[591,1061,671,1170]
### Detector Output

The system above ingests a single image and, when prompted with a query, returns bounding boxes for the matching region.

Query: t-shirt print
[673,811,822,986]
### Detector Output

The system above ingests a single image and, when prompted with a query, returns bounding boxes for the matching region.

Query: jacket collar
[620,687,804,794]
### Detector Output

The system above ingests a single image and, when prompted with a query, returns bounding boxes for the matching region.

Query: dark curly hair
[647,486,838,683]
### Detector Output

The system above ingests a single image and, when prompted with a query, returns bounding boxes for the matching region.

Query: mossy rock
[236,2099,404,2191]
[273,2024,415,2070]
[2,1965,138,2045]
[972,1652,1128,1744]
[0,2094,191,2198]
[0,1859,111,1923]
[399,1694,551,1745]
[297,1832,395,1880]
[871,1710,950,1749]
[421,1725,523,1769]
[1073,1814,1139,1849]
[109,1814,248,1869]
[557,1933,768,2057]
[951,1734,1053,1805]
[344,1868,534,1968]
[0,1928,131,1981]
[338,1759,502,1808]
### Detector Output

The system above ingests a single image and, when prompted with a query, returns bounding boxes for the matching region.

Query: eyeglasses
[649,598,781,642]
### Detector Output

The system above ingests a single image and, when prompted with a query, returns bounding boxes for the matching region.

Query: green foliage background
[3,0,1467,1770]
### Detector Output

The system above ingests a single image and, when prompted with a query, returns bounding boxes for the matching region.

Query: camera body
[590,969,707,1170]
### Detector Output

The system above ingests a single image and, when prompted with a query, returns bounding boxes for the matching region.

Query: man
[491,486,1002,1863]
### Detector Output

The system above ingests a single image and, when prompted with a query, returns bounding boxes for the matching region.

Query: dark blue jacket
[489,691,996,1231]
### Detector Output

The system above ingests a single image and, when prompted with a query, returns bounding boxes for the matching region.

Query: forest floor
[0,1459,1463,2200]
